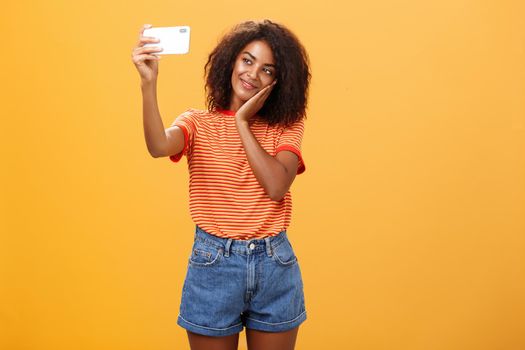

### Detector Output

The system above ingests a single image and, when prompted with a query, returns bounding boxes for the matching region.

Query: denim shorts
[177,225,307,337]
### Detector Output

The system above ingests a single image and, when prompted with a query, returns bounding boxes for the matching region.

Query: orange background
[2,0,524,349]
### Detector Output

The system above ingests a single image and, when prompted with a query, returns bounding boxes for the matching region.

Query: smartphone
[143,26,191,54]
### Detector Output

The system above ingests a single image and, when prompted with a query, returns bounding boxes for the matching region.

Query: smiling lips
[241,79,258,90]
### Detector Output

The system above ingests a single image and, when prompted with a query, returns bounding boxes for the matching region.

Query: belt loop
[194,225,201,241]
[224,238,233,257]
[264,237,272,257]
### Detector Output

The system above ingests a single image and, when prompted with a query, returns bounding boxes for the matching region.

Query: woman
[131,19,311,350]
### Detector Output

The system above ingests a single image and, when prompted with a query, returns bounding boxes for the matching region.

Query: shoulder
[288,117,305,128]
[173,108,215,125]
[184,108,220,120]
[179,108,206,118]
[276,117,306,135]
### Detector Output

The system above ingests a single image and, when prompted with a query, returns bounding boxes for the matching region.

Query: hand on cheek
[235,80,277,124]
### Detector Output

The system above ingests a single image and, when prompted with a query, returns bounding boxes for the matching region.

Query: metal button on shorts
[177,225,307,337]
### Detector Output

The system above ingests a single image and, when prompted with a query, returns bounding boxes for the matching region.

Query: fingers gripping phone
[143,26,191,54]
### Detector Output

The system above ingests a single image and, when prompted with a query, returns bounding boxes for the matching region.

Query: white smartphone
[143,26,191,54]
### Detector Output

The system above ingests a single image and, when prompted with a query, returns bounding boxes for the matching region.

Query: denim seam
[196,229,287,251]
[189,249,223,267]
[273,251,298,266]
[246,310,307,326]
[178,314,242,331]
[271,237,286,250]
[195,236,224,250]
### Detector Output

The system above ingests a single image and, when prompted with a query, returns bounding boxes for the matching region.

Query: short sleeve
[168,109,198,163]
[275,118,306,175]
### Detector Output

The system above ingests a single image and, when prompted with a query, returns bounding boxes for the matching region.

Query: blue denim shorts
[177,225,307,337]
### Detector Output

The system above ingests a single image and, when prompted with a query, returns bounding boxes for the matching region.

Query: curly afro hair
[204,19,311,126]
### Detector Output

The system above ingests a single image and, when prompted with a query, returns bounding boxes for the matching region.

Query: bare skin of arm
[235,82,300,202]
[141,81,184,158]
[236,121,299,201]
[143,79,297,199]
[134,27,298,195]
[132,24,184,158]
[144,79,297,200]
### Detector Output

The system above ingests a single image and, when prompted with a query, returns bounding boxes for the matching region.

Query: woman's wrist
[141,79,158,90]
[235,115,250,128]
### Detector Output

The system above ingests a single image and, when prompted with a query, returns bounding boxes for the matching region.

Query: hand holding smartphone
[143,26,191,54]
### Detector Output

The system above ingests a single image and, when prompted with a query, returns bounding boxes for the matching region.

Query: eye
[242,58,252,64]
[263,68,273,76]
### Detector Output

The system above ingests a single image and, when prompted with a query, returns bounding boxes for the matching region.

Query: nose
[246,67,258,80]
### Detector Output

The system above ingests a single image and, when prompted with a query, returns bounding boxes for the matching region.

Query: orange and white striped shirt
[169,108,306,240]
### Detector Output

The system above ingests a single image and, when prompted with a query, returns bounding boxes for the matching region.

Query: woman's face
[229,40,276,111]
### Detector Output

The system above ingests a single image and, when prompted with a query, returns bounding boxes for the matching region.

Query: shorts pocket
[271,239,298,267]
[189,239,223,267]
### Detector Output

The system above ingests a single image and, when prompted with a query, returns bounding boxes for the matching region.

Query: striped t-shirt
[169,108,306,240]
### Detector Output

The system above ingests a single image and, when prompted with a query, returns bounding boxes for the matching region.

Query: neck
[229,97,245,112]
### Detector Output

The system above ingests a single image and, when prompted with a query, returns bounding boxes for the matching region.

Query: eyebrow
[243,51,276,67]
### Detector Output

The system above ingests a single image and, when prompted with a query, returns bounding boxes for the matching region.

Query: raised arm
[131,24,184,158]
[141,82,184,158]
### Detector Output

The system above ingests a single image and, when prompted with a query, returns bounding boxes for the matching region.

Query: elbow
[270,195,284,202]
[268,188,287,202]
[148,149,159,158]
[148,149,163,158]
[266,179,292,202]
[147,144,166,158]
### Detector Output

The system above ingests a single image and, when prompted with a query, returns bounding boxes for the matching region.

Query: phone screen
[143,26,191,54]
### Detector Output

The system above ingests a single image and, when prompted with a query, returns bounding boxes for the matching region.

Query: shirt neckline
[216,109,236,116]
[215,109,263,123]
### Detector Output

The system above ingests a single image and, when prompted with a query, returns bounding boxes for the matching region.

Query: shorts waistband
[194,226,288,257]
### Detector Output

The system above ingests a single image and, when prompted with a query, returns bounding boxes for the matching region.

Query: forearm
[236,120,289,201]
[141,81,167,157]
